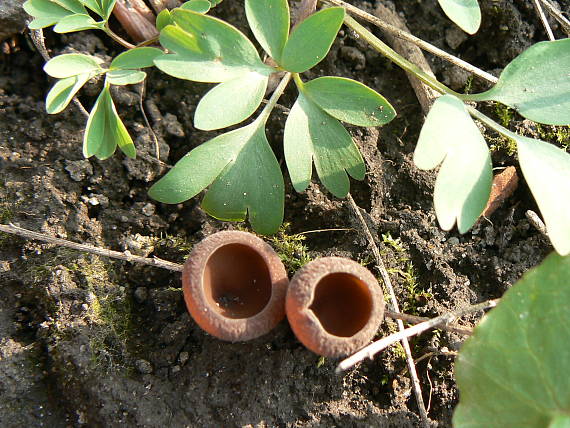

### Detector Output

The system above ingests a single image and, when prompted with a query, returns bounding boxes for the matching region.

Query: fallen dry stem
[385,310,473,336]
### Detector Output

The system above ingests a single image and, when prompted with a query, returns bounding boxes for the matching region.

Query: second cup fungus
[182,231,289,342]
[286,257,385,357]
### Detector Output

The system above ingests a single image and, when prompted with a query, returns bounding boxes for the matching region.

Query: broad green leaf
[156,9,172,31]
[78,0,103,16]
[46,73,91,114]
[106,69,146,85]
[515,135,570,255]
[24,0,75,29]
[303,76,396,127]
[154,9,272,83]
[51,0,88,14]
[470,39,570,125]
[284,91,365,198]
[180,0,210,13]
[53,13,102,33]
[194,71,269,130]
[245,0,289,62]
[209,0,222,6]
[84,86,136,159]
[100,0,116,19]
[149,122,284,234]
[280,7,344,73]
[454,251,570,428]
[437,0,481,34]
[110,47,163,69]
[44,53,104,78]
[414,95,492,233]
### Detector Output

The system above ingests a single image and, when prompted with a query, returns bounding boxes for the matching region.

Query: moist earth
[0,0,566,426]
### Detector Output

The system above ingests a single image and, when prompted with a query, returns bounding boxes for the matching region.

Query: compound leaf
[79,0,103,16]
[149,122,284,235]
[84,85,135,159]
[156,9,172,31]
[437,0,481,34]
[454,251,570,428]
[180,0,210,13]
[245,0,289,62]
[303,76,396,127]
[515,135,570,255]
[414,95,492,233]
[284,91,365,198]
[106,69,146,85]
[44,53,104,78]
[100,0,116,19]
[46,73,91,114]
[53,13,102,33]
[280,7,344,73]
[154,9,272,83]
[194,71,269,130]
[472,39,570,125]
[24,0,76,29]
[110,47,163,69]
[50,0,88,14]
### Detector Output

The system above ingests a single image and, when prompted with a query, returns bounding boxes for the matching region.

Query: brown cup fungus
[286,257,385,357]
[182,231,288,342]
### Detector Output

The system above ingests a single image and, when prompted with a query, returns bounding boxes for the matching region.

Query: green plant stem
[257,72,292,124]
[467,106,517,140]
[103,24,137,49]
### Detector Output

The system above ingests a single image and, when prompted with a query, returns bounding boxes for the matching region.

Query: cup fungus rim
[182,230,288,342]
[286,256,385,357]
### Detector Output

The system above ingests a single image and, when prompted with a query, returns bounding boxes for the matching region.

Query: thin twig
[138,80,161,161]
[0,223,184,272]
[337,299,499,372]
[346,194,430,427]
[322,0,498,84]
[532,0,556,40]
[385,310,473,336]
[538,0,570,34]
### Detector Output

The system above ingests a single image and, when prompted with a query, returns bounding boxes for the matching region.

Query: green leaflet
[156,9,172,31]
[303,76,396,127]
[414,95,492,233]
[468,39,570,125]
[515,135,570,255]
[149,121,284,235]
[245,0,289,62]
[78,0,103,16]
[53,13,102,33]
[24,0,76,29]
[84,86,136,160]
[50,0,88,14]
[106,70,146,85]
[454,251,570,427]
[99,0,116,19]
[44,53,104,78]
[154,9,272,83]
[46,73,92,114]
[194,71,269,130]
[280,7,344,73]
[180,0,210,13]
[437,0,481,34]
[284,91,365,198]
[110,47,163,70]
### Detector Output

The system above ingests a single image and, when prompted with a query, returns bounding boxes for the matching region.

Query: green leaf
[437,0,481,35]
[46,73,92,114]
[44,53,104,78]
[515,135,570,255]
[245,0,289,62]
[106,69,146,85]
[413,95,492,233]
[78,0,103,16]
[156,9,172,31]
[100,0,116,19]
[208,0,222,6]
[50,0,88,14]
[471,39,570,125]
[180,0,210,13]
[284,91,365,198]
[454,251,570,428]
[280,7,344,73]
[24,0,75,29]
[84,86,136,160]
[303,76,396,127]
[149,122,284,234]
[194,71,269,131]
[53,13,102,33]
[110,47,163,70]
[154,9,271,83]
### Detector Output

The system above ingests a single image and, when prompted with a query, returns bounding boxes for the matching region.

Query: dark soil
[0,0,567,426]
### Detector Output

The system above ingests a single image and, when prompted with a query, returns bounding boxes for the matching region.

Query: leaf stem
[467,106,517,140]
[103,24,137,49]
[257,72,292,124]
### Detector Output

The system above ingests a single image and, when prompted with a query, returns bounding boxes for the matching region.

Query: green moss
[264,223,313,276]
[536,124,570,151]
[495,103,513,128]
[154,233,193,260]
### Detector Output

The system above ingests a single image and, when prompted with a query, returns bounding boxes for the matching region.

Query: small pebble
[135,359,153,374]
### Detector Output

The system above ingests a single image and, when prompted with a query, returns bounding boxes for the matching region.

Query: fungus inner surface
[309,273,373,337]
[203,243,272,319]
